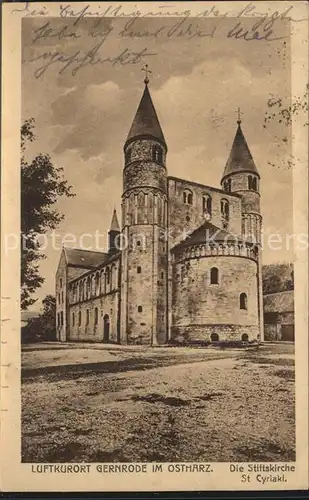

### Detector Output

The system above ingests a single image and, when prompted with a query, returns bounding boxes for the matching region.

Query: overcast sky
[22,15,293,309]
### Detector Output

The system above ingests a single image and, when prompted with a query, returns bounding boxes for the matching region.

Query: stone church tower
[120,76,168,345]
[221,116,264,341]
[56,77,264,345]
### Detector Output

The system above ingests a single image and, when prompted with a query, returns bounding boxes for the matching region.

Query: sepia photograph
[1,0,308,492]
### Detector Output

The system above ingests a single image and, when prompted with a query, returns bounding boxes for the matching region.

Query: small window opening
[210,267,219,285]
[240,293,248,310]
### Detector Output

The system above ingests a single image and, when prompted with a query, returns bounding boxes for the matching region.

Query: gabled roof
[171,221,243,251]
[68,251,121,283]
[263,291,294,314]
[222,121,259,181]
[63,247,108,268]
[125,83,166,149]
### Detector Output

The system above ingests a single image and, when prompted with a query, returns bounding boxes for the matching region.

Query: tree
[22,294,56,343]
[262,263,294,294]
[21,118,74,310]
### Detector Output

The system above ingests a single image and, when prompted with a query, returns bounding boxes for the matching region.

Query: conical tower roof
[109,209,120,232]
[222,120,259,181]
[125,83,166,149]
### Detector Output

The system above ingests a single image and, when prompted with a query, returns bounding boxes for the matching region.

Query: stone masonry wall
[122,225,167,345]
[168,177,242,247]
[69,292,119,343]
[224,172,260,214]
[55,250,67,341]
[172,324,259,343]
[124,139,167,194]
[171,254,259,343]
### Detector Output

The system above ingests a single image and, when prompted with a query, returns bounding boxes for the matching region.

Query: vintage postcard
[1,0,308,492]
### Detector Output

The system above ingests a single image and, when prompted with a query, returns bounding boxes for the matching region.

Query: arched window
[125,149,131,164]
[223,179,232,193]
[184,189,193,205]
[248,176,257,191]
[94,307,98,325]
[106,268,110,285]
[240,293,248,310]
[241,333,249,341]
[72,313,75,327]
[95,273,100,295]
[86,309,90,325]
[138,305,143,313]
[79,282,83,301]
[152,145,163,163]
[202,194,212,215]
[78,311,82,326]
[210,267,219,284]
[137,266,141,273]
[221,199,229,229]
[86,276,91,298]
[211,333,219,341]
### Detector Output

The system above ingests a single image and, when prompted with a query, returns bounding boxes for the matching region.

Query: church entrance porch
[103,314,110,343]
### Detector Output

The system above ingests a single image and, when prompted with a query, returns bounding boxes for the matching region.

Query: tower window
[60,278,63,287]
[94,307,99,325]
[221,199,229,229]
[106,268,110,285]
[240,293,248,310]
[125,149,131,164]
[72,313,75,327]
[202,194,212,215]
[137,240,141,246]
[137,266,141,273]
[248,175,258,191]
[152,145,163,163]
[210,267,219,285]
[138,305,143,313]
[78,311,82,326]
[161,271,164,279]
[223,179,232,192]
[184,189,193,205]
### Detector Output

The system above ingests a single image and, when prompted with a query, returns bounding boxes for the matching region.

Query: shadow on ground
[22,352,236,382]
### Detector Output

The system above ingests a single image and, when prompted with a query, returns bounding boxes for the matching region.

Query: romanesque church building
[56,76,264,345]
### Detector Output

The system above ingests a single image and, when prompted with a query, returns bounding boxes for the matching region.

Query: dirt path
[22,343,295,463]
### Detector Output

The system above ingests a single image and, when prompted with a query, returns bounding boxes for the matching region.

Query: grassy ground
[21,342,295,463]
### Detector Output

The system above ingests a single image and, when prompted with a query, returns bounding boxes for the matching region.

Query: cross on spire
[142,64,152,85]
[237,107,242,125]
